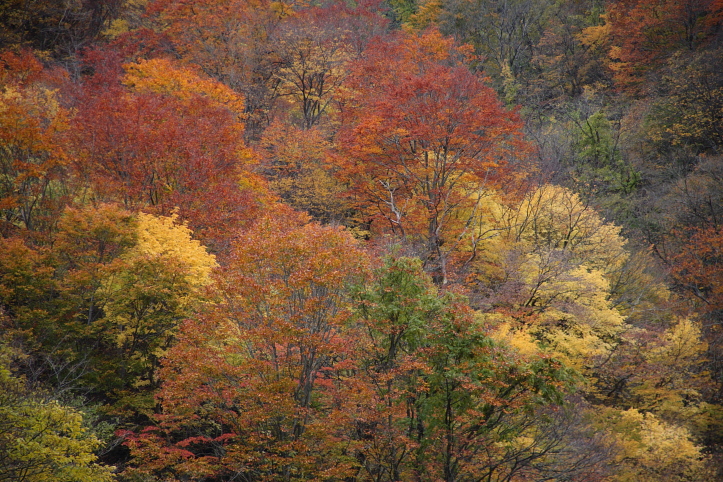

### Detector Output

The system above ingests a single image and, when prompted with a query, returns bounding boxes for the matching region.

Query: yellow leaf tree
[0,346,114,482]
[96,211,217,402]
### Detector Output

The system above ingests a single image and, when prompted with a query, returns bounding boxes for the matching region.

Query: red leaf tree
[335,29,527,284]
[69,50,271,254]
[671,225,723,396]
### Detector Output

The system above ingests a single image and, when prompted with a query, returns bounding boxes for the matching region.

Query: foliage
[122,57,247,119]
[672,226,723,313]
[647,48,723,154]
[261,122,352,224]
[123,208,370,480]
[467,185,707,408]
[144,0,292,137]
[336,28,526,283]
[70,51,270,253]
[529,2,610,102]
[605,0,722,91]
[0,0,121,58]
[434,0,555,89]
[271,8,355,129]
[2,0,723,478]
[0,50,69,239]
[349,257,581,481]
[92,211,217,403]
[1,204,216,414]
[0,345,115,482]
[603,407,712,481]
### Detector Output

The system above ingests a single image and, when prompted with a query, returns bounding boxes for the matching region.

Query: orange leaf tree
[335,29,527,284]
[124,245,578,481]
[124,208,371,480]
[606,0,723,91]
[144,0,286,138]
[0,50,70,239]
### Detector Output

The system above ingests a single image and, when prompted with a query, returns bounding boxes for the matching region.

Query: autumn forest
[1,0,723,480]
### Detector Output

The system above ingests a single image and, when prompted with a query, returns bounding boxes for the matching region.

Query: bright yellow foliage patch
[605,408,709,481]
[521,262,627,368]
[97,212,217,390]
[0,350,114,481]
[130,212,218,287]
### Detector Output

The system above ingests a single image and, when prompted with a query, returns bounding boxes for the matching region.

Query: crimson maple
[335,29,527,284]
[69,50,270,254]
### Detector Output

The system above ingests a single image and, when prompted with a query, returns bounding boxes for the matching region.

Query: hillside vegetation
[1,0,722,480]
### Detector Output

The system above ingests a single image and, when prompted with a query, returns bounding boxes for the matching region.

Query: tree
[0,236,54,333]
[0,345,114,482]
[144,0,286,138]
[269,0,389,130]
[497,184,629,272]
[419,306,571,482]
[0,50,70,240]
[70,51,271,253]
[349,256,443,480]
[463,183,714,479]
[125,253,578,481]
[434,0,556,91]
[647,48,723,154]
[463,184,630,302]
[0,0,121,58]
[260,122,352,224]
[124,208,370,480]
[464,185,630,379]
[146,0,390,137]
[2,203,139,396]
[336,28,526,284]
[671,225,723,403]
[605,0,723,91]
[349,257,580,481]
[672,226,723,316]
[89,211,217,408]
[1,203,217,414]
[529,2,611,102]
[602,406,712,481]
[271,7,356,129]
